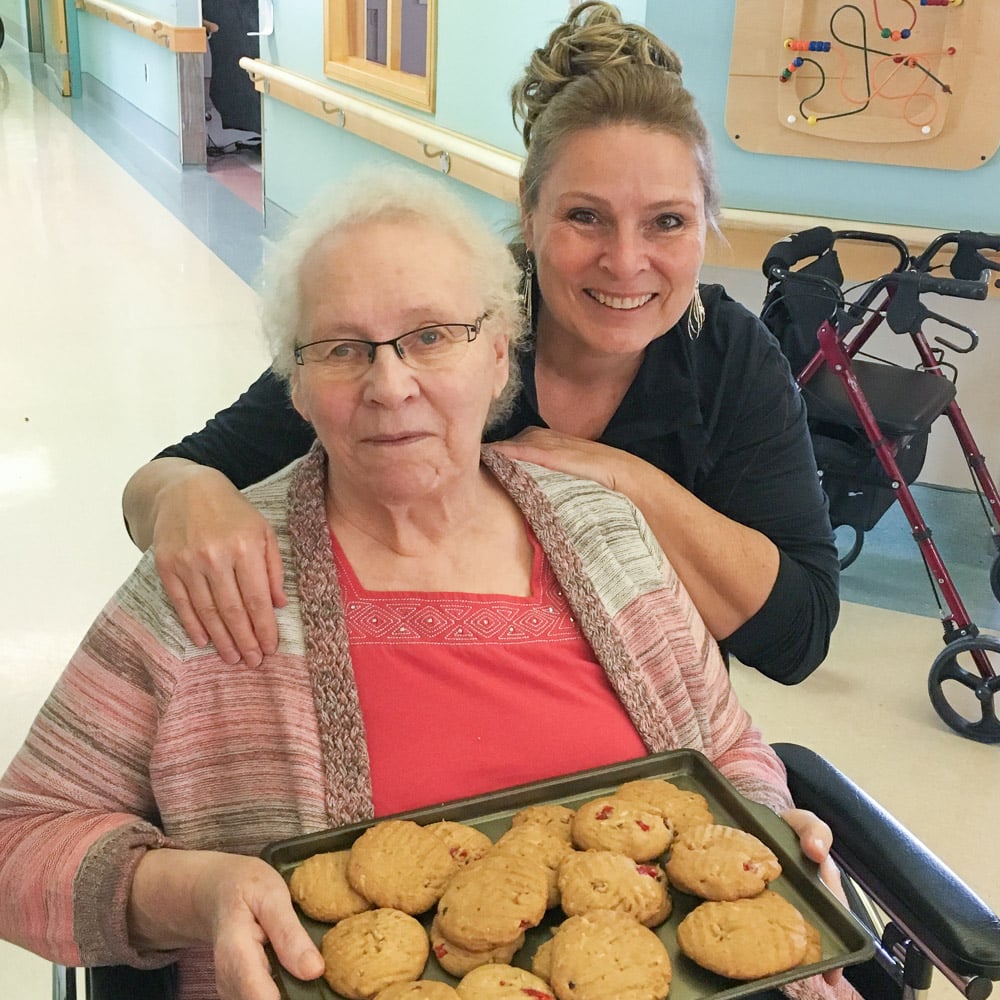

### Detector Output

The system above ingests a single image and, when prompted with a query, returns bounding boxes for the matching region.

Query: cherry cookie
[571,796,672,861]
[677,890,810,980]
[321,907,429,999]
[665,824,781,901]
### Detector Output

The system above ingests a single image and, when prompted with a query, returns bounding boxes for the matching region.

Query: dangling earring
[518,250,535,334]
[687,283,705,340]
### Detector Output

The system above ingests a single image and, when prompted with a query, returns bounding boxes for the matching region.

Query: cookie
[676,891,808,980]
[557,850,671,928]
[509,804,576,843]
[570,796,672,861]
[492,822,574,908]
[802,920,823,965]
[321,908,430,999]
[427,821,494,868]
[429,913,523,977]
[436,853,549,951]
[455,963,555,999]
[348,819,458,914]
[665,824,781,900]
[549,909,672,1000]
[615,780,715,835]
[289,850,374,923]
[530,934,555,981]
[375,983,460,1000]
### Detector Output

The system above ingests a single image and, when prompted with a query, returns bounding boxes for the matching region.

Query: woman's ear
[492,332,511,400]
[289,373,310,424]
[519,184,533,253]
[520,211,534,254]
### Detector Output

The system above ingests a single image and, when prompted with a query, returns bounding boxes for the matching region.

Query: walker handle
[762,227,834,278]
[914,231,1000,280]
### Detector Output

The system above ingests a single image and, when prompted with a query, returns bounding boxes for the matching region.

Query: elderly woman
[121,2,838,688]
[0,169,847,1000]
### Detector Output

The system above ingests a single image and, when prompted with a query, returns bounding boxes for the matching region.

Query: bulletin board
[725,0,1000,170]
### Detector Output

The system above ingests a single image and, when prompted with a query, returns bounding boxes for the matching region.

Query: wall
[646,1,1000,233]
[0,0,28,48]
[74,0,203,147]
[258,1,644,228]
[78,14,179,134]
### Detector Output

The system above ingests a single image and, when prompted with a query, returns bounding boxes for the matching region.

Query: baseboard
[81,71,179,166]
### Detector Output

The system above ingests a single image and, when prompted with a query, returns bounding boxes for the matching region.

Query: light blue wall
[645,1,1000,232]
[260,1,610,231]
[73,0,202,138]
[77,13,179,135]
[0,0,28,48]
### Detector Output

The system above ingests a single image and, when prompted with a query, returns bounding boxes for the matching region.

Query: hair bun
[512,2,683,147]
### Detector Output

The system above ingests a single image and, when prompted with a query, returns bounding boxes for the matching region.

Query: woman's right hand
[130,850,324,1000]
[138,462,287,666]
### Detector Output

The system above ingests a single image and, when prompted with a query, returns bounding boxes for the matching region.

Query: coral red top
[331,528,648,815]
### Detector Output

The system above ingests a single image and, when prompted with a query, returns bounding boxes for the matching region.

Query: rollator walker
[761,226,1000,744]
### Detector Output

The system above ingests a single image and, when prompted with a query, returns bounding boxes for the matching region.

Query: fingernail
[245,651,263,668]
[301,949,324,978]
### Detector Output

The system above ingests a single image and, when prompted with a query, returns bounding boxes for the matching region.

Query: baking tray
[262,749,874,999]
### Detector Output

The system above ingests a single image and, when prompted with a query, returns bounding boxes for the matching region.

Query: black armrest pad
[774,743,1000,979]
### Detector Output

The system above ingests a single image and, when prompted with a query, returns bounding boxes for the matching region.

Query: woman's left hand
[782,807,846,986]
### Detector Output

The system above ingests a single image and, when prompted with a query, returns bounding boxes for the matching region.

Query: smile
[586,289,655,310]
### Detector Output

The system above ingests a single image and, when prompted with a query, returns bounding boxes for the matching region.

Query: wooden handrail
[239,58,521,205]
[75,0,206,53]
[238,58,971,279]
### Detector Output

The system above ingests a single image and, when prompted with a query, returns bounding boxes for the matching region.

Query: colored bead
[881,27,891,37]
[807,115,818,125]
[786,38,830,52]
[794,57,804,66]
[901,28,911,38]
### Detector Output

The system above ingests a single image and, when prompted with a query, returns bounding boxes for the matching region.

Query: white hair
[258,166,526,427]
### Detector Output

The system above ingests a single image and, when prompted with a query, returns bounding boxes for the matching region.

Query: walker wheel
[835,524,864,570]
[990,551,1000,604]
[928,635,1000,744]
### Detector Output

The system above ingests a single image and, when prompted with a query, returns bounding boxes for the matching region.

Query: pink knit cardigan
[0,445,794,998]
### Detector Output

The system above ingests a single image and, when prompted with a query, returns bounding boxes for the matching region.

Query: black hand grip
[763,226,835,278]
[916,271,989,301]
[950,232,1000,281]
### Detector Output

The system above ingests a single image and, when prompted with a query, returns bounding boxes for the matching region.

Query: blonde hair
[259,166,527,429]
[511,1,719,227]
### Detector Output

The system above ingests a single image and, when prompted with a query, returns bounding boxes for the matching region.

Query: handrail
[75,0,207,53]
[238,58,521,204]
[238,57,971,281]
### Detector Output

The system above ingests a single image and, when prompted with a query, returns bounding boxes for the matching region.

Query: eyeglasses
[294,313,489,377]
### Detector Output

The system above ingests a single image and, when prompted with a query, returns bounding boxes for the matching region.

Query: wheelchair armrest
[52,963,177,1000]
[773,743,1000,982]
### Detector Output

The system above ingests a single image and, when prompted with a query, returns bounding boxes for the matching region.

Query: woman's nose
[361,349,419,406]
[600,228,648,276]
